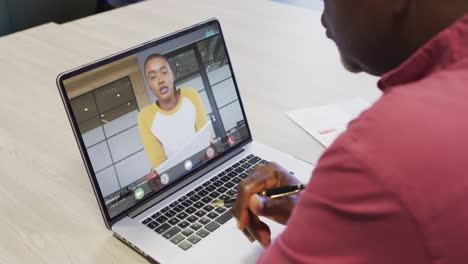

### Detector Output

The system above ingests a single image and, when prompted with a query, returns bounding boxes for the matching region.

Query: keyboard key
[155,223,171,234]
[224,182,235,189]
[182,200,193,207]
[234,167,244,173]
[195,186,203,192]
[176,212,189,220]
[207,212,219,219]
[147,221,158,229]
[228,172,238,178]
[215,210,233,225]
[201,197,212,204]
[197,190,208,197]
[249,157,261,164]
[215,207,227,214]
[190,222,203,231]
[199,217,210,225]
[185,207,196,214]
[225,167,233,172]
[169,201,178,207]
[178,240,192,251]
[187,235,201,244]
[189,195,201,203]
[209,177,218,183]
[246,168,254,174]
[259,159,268,165]
[151,212,161,219]
[178,221,190,229]
[182,228,194,237]
[186,215,199,223]
[196,229,210,238]
[165,210,177,218]
[220,176,230,182]
[202,181,211,187]
[205,185,215,192]
[193,202,205,209]
[205,221,220,232]
[232,162,240,168]
[163,226,181,239]
[219,171,226,176]
[195,210,207,217]
[231,177,242,184]
[178,196,187,202]
[217,186,228,193]
[173,205,185,212]
[208,191,221,199]
[227,189,237,196]
[143,218,152,225]
[246,154,254,159]
[212,180,223,187]
[203,204,215,212]
[238,173,248,179]
[240,158,247,163]
[241,163,251,169]
[218,194,231,201]
[161,207,170,213]
[170,234,185,244]
[156,216,168,224]
[187,191,196,197]
[168,218,180,225]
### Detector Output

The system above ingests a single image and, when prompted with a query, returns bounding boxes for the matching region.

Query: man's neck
[391,4,468,74]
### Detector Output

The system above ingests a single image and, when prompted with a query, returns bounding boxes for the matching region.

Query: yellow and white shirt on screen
[137,88,208,170]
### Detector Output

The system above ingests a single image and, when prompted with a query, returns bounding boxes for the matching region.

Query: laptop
[56,18,314,263]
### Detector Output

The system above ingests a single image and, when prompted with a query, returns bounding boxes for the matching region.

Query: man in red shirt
[232,1,468,263]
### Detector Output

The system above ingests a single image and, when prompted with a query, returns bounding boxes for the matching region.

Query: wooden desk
[0,0,381,263]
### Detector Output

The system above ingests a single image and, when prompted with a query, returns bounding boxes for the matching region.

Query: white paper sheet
[286,98,370,148]
[155,121,213,174]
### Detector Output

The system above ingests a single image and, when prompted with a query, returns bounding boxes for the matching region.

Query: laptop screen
[60,20,250,219]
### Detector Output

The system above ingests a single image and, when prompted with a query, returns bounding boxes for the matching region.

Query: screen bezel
[56,18,253,228]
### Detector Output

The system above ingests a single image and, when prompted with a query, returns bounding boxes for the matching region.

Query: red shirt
[259,14,468,264]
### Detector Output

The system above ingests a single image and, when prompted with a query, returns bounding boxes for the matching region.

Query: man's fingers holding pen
[231,162,300,247]
[232,162,300,231]
[249,194,298,225]
[233,163,281,230]
[242,228,255,243]
[245,211,271,247]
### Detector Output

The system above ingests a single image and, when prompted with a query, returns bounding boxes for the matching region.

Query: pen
[211,184,306,207]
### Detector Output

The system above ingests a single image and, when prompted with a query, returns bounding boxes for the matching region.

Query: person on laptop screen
[138,54,209,178]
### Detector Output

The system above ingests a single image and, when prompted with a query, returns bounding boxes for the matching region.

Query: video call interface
[63,24,248,218]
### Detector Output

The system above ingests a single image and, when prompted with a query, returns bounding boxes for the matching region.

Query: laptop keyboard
[141,154,267,251]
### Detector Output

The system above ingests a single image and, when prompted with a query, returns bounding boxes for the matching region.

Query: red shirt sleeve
[257,136,429,264]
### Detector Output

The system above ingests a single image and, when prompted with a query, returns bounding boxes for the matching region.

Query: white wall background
[177,65,244,132]
[83,109,152,197]
[272,0,323,10]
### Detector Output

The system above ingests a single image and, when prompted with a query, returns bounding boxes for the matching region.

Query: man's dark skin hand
[232,162,301,247]
[232,0,468,249]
